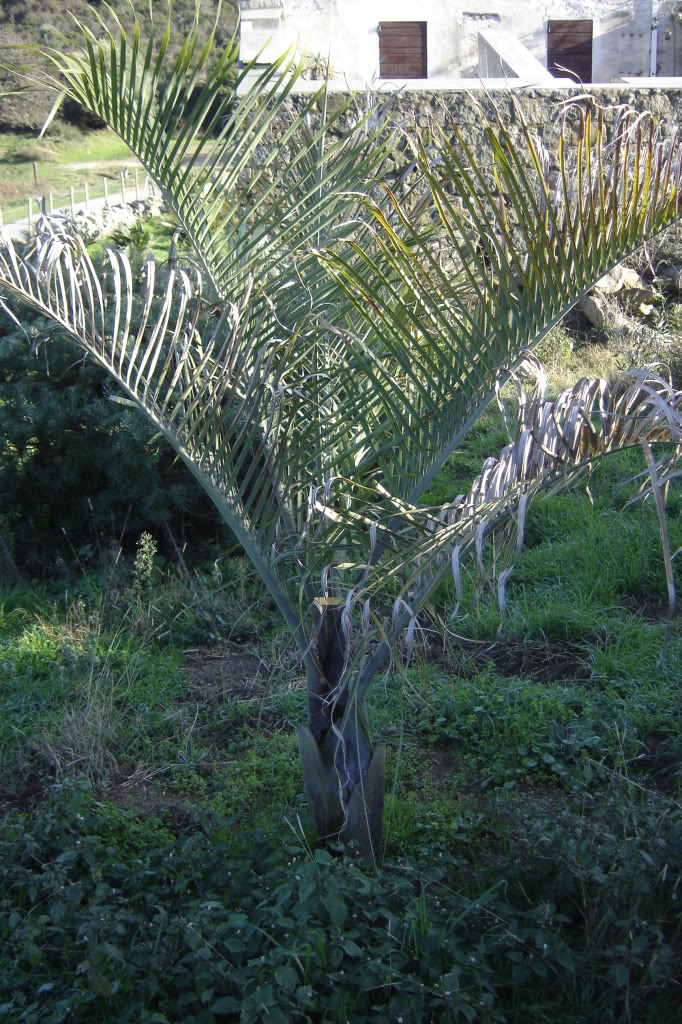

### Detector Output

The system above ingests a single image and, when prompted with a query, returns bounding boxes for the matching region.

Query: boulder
[577,292,608,327]
[621,286,658,306]
[593,267,626,294]
[621,267,647,291]
[593,266,646,295]
[581,266,653,326]
[659,264,682,291]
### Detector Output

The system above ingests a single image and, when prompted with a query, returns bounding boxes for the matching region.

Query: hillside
[0,0,238,130]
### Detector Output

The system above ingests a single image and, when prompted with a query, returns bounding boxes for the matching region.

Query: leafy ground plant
[2,2,682,855]
[0,772,680,1023]
[0,366,681,1019]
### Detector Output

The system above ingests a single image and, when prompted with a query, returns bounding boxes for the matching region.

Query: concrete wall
[477,29,557,83]
[654,2,682,76]
[239,0,656,86]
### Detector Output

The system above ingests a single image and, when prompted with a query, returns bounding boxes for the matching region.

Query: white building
[239,1,673,88]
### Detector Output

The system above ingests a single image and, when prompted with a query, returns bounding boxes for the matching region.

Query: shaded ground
[181,649,268,704]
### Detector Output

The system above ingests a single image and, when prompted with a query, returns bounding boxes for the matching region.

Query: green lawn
[0,127,206,228]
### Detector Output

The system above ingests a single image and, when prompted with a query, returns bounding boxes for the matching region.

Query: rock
[622,286,658,306]
[659,264,682,291]
[583,267,652,325]
[592,266,645,296]
[593,267,625,294]
[621,267,646,290]
[577,292,608,327]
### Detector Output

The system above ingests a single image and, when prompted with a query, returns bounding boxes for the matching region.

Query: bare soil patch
[107,777,194,829]
[449,638,591,683]
[181,649,268,703]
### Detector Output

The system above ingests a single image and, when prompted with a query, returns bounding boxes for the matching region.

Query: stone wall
[373,86,682,139]
[306,86,682,184]
[24,195,165,248]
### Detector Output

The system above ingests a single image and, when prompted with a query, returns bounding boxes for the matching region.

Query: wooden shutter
[547,20,593,83]
[379,22,427,79]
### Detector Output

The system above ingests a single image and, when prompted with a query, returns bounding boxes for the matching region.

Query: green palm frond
[318,101,682,506]
[30,1,391,303]
[0,227,313,647]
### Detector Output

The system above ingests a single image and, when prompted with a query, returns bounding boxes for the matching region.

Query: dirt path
[68,159,140,172]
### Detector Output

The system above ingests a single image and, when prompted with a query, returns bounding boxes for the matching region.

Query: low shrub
[0,778,679,1023]
[0,315,228,574]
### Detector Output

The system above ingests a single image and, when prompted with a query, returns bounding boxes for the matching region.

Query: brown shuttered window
[547,20,593,83]
[379,22,427,79]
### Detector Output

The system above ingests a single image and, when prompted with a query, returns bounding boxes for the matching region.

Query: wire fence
[0,168,152,232]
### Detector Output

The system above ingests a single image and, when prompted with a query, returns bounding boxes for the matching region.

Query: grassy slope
[0,0,238,130]
[0,128,138,217]
[0,317,680,1021]
[0,0,235,218]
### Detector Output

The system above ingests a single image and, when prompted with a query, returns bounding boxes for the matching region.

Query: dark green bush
[0,310,227,574]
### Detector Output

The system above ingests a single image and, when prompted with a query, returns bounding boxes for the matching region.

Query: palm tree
[1,3,681,855]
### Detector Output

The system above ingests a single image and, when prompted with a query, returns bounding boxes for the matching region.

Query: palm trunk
[298,606,385,857]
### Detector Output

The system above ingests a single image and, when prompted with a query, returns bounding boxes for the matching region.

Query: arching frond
[0,227,312,647]
[319,102,682,508]
[326,366,682,708]
[30,2,392,302]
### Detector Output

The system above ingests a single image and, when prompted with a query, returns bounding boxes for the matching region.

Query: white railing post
[103,176,109,208]
[84,181,89,211]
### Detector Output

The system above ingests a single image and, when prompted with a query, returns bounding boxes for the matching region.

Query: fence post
[134,168,140,202]
[33,161,38,187]
[70,185,75,217]
[120,171,126,207]
[85,181,90,211]
[103,177,109,208]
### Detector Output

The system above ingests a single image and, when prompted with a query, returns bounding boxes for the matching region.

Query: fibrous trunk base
[297,724,385,858]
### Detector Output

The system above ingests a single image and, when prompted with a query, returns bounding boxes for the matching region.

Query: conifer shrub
[0,310,227,575]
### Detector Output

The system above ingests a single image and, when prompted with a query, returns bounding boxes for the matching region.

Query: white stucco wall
[239,0,655,85]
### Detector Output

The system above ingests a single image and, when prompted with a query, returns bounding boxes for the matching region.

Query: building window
[547,20,593,83]
[379,22,427,79]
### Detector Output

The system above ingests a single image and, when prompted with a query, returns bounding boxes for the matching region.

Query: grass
[0,127,139,222]
[0,125,207,231]
[1,336,681,1019]
[2,231,682,1018]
